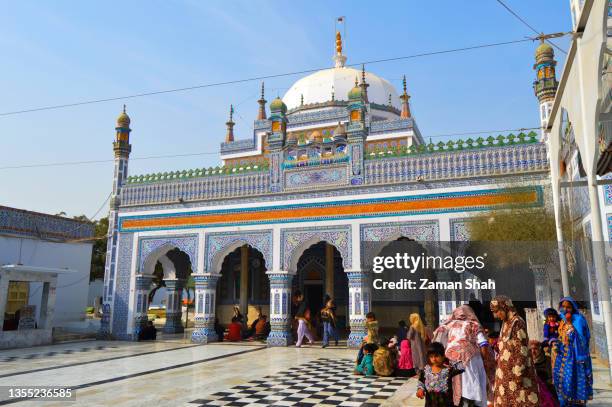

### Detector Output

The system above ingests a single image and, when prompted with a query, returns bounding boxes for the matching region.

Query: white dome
[282,67,400,111]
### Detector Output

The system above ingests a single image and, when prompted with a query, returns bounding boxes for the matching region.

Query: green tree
[89,217,109,281]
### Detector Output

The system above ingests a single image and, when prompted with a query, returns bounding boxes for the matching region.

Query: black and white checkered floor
[187,358,406,406]
[0,344,116,362]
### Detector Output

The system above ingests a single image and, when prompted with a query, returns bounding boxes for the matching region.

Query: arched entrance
[293,241,348,340]
[136,243,195,336]
[216,244,269,328]
[370,237,438,333]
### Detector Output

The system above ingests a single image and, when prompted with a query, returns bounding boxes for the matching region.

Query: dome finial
[116,104,131,128]
[333,30,347,68]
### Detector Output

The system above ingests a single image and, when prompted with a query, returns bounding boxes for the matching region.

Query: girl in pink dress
[397,338,415,377]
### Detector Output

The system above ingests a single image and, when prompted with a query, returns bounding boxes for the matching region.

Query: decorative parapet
[282,153,349,169]
[125,162,269,184]
[365,132,539,159]
[0,206,94,241]
[369,118,413,135]
[220,138,257,155]
[121,170,271,206]
[254,119,271,131]
[364,139,548,185]
[287,107,347,127]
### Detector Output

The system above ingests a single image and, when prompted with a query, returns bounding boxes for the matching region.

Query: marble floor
[0,340,610,407]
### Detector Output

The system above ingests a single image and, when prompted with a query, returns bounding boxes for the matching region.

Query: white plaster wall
[0,235,92,326]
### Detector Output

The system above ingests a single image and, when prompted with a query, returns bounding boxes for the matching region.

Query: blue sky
[0,1,571,219]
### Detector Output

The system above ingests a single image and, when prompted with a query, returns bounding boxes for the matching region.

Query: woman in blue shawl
[552,297,593,406]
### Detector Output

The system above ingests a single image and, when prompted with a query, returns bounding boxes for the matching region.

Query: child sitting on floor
[373,337,396,376]
[355,343,377,376]
[416,342,463,406]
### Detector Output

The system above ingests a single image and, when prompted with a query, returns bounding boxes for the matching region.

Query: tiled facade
[101,52,555,345]
[0,206,94,241]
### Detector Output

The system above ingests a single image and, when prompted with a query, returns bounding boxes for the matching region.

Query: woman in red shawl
[433,304,491,407]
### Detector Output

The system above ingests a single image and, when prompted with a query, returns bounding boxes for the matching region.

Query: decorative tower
[225,105,235,143]
[400,75,412,119]
[257,82,267,120]
[359,65,369,104]
[99,105,132,338]
[533,38,558,130]
[268,96,287,192]
[346,78,367,185]
[333,31,347,68]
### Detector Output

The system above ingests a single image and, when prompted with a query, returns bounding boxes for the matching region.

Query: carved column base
[267,319,293,347]
[347,319,367,348]
[191,315,217,343]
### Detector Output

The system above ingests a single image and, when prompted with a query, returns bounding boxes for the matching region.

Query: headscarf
[434,305,483,365]
[409,313,427,342]
[559,296,590,361]
[490,295,515,313]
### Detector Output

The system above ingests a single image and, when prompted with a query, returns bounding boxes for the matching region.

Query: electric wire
[0,126,541,171]
[495,0,568,55]
[0,37,548,118]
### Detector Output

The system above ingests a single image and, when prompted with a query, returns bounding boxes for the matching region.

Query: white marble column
[133,274,152,338]
[266,272,293,346]
[163,278,184,333]
[191,273,219,343]
[347,270,371,348]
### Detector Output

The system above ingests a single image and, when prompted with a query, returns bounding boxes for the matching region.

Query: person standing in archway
[490,296,539,406]
[408,313,428,371]
[321,298,339,348]
[295,292,315,347]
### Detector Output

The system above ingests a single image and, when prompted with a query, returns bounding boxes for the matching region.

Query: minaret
[225,105,235,143]
[333,31,347,68]
[100,105,132,338]
[359,65,369,103]
[399,76,412,119]
[533,38,558,130]
[268,96,288,192]
[257,82,267,120]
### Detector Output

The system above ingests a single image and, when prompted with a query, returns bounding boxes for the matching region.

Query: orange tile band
[120,189,538,231]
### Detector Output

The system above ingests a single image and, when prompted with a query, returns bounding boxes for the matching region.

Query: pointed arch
[281,226,351,273]
[205,230,273,273]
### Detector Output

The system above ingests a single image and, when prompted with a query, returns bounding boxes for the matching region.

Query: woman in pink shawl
[396,338,415,377]
[433,305,491,407]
